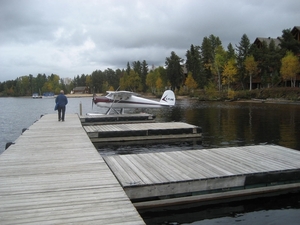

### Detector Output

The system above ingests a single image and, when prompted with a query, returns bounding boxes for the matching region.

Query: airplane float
[92,90,175,115]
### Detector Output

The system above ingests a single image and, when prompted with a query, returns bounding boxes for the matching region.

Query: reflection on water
[139,192,300,225]
[99,100,300,155]
[169,100,300,150]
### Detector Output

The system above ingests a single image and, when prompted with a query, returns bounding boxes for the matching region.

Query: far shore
[235,98,300,105]
[66,93,300,105]
[3,93,300,105]
[66,93,94,98]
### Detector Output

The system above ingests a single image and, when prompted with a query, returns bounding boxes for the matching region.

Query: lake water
[1,97,300,224]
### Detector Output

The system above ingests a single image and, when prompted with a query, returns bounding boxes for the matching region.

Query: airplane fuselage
[94,95,171,109]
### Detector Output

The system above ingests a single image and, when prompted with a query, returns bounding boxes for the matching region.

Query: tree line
[1,27,299,97]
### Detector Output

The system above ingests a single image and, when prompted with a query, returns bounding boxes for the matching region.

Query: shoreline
[2,94,300,105]
[234,98,300,105]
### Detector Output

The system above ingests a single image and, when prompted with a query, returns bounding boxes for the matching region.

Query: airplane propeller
[92,87,96,109]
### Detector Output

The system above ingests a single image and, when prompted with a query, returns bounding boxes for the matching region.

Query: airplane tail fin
[160,90,176,106]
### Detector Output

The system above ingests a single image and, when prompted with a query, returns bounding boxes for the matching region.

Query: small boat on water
[42,92,55,98]
[32,93,41,98]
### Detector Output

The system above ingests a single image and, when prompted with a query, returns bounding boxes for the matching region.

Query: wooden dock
[103,145,300,208]
[84,122,202,143]
[0,114,145,225]
[2,113,300,217]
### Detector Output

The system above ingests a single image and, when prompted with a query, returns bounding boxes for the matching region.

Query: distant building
[253,37,281,48]
[291,26,300,42]
[251,25,300,88]
[253,26,300,49]
[72,86,89,94]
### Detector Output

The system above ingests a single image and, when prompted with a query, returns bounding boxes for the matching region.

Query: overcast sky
[1,0,299,82]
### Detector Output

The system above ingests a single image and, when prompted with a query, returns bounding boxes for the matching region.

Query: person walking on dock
[55,90,68,121]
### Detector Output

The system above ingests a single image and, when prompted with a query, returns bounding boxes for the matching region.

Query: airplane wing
[106,91,139,100]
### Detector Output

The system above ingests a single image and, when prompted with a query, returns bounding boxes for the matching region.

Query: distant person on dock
[55,90,68,122]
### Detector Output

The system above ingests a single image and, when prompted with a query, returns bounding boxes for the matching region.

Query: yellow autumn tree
[185,72,198,92]
[6,86,15,96]
[146,69,159,93]
[213,46,227,91]
[280,51,300,87]
[128,70,141,91]
[222,58,237,89]
[102,81,110,93]
[244,55,258,90]
[156,76,163,92]
[119,73,128,90]
[119,70,141,91]
[85,75,92,89]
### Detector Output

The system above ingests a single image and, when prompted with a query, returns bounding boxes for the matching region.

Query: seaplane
[92,90,175,115]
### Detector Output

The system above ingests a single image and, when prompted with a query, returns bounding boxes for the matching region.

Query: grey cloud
[1,0,300,82]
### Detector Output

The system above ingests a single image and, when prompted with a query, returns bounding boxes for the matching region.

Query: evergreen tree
[251,39,282,88]
[104,68,118,90]
[280,29,300,55]
[165,51,184,90]
[115,69,124,90]
[200,35,222,88]
[201,36,214,83]
[91,70,105,93]
[236,34,251,89]
[36,74,47,94]
[185,44,204,88]
[141,60,148,92]
[209,34,222,51]
[226,43,236,60]
[268,39,282,73]
[126,62,131,75]
[132,61,141,75]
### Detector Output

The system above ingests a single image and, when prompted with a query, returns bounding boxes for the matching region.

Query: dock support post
[79,102,82,116]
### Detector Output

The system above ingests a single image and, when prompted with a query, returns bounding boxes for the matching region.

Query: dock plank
[167,151,231,177]
[0,114,145,225]
[134,153,187,182]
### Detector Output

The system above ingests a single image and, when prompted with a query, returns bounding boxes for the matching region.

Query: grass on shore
[181,87,300,102]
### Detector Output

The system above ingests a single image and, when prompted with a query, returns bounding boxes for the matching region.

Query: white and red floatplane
[92,90,175,115]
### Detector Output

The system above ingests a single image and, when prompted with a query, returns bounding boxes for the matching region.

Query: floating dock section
[103,145,300,208]
[84,122,202,143]
[80,113,155,125]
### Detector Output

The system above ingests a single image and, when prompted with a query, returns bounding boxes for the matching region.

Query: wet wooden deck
[103,145,300,208]
[0,114,145,225]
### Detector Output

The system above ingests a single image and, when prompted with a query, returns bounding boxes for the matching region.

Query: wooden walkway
[103,145,300,207]
[0,114,145,225]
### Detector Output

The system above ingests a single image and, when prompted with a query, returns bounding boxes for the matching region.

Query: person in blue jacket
[55,90,68,121]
